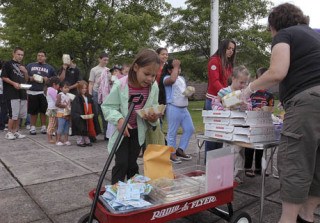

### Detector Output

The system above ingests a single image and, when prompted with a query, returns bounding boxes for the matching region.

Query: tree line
[0,0,273,80]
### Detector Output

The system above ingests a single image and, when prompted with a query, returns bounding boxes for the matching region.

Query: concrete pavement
[0,128,319,223]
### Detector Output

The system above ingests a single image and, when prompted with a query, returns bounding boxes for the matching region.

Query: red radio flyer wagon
[78,94,251,223]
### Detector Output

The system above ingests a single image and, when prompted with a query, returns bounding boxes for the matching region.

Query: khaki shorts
[7,99,28,120]
[278,85,320,204]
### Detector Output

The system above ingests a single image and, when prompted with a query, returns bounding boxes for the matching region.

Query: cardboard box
[232,134,276,143]
[204,124,234,133]
[233,125,275,135]
[204,130,233,140]
[202,110,272,119]
[203,116,273,126]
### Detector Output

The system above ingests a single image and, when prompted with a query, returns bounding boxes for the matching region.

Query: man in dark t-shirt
[2,47,29,140]
[27,50,56,135]
[58,54,81,95]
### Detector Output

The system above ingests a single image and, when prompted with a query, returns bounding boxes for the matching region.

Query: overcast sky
[166,0,319,28]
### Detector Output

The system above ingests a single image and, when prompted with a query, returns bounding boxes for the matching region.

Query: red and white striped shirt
[128,84,149,128]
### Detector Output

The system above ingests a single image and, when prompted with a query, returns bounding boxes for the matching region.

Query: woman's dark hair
[268,3,309,32]
[156,47,168,55]
[128,49,160,85]
[212,39,236,76]
[158,59,175,105]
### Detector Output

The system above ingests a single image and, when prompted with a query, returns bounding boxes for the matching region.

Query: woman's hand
[117,118,132,137]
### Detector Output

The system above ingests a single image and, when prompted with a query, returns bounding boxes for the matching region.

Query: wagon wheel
[229,211,251,223]
[78,213,100,223]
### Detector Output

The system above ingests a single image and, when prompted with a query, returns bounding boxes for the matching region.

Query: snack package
[62,54,71,65]
[33,74,43,83]
[183,86,195,97]
[221,90,242,108]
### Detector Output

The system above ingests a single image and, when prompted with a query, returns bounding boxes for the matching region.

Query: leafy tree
[158,0,273,81]
[0,0,167,79]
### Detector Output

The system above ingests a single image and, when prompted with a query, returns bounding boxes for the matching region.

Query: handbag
[145,122,166,146]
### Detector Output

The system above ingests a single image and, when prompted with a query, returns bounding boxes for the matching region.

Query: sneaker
[176,148,192,160]
[5,132,16,140]
[234,176,243,185]
[41,125,47,134]
[56,141,64,146]
[25,124,31,130]
[170,154,182,164]
[14,132,26,139]
[64,141,71,146]
[30,126,36,135]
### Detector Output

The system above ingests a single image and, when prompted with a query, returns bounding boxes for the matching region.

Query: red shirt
[206,56,233,99]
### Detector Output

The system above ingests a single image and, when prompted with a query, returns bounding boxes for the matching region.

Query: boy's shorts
[28,94,48,115]
[7,99,28,120]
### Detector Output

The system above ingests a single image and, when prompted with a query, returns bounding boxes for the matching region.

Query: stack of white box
[202,110,276,143]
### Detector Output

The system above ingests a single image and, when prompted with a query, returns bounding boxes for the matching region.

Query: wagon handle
[88,94,144,223]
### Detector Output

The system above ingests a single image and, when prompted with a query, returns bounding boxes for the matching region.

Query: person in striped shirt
[101,49,161,184]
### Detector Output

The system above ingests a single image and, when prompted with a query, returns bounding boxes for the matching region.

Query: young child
[45,77,60,143]
[213,65,251,184]
[98,66,125,140]
[71,80,101,147]
[55,81,72,146]
[101,49,161,184]
[244,67,274,177]
[159,59,195,164]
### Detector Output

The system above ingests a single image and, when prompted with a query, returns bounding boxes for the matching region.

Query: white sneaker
[30,126,36,135]
[41,125,47,134]
[64,141,71,146]
[5,132,16,140]
[56,141,64,146]
[14,132,26,139]
[26,124,31,130]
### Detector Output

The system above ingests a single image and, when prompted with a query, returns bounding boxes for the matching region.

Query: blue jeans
[204,98,222,162]
[166,104,195,151]
[57,117,70,135]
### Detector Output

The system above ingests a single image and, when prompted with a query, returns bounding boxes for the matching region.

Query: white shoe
[14,132,26,139]
[26,124,31,130]
[5,132,16,140]
[56,141,64,146]
[30,126,36,135]
[64,141,71,146]
[41,125,47,134]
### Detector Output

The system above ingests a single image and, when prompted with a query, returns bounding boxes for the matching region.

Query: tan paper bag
[143,144,175,180]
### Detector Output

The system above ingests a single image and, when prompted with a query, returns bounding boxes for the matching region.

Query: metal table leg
[259,147,277,223]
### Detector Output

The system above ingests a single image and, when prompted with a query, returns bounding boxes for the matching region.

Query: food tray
[136,104,166,118]
[81,114,94,119]
[20,84,32,89]
[175,165,206,193]
[148,177,200,203]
